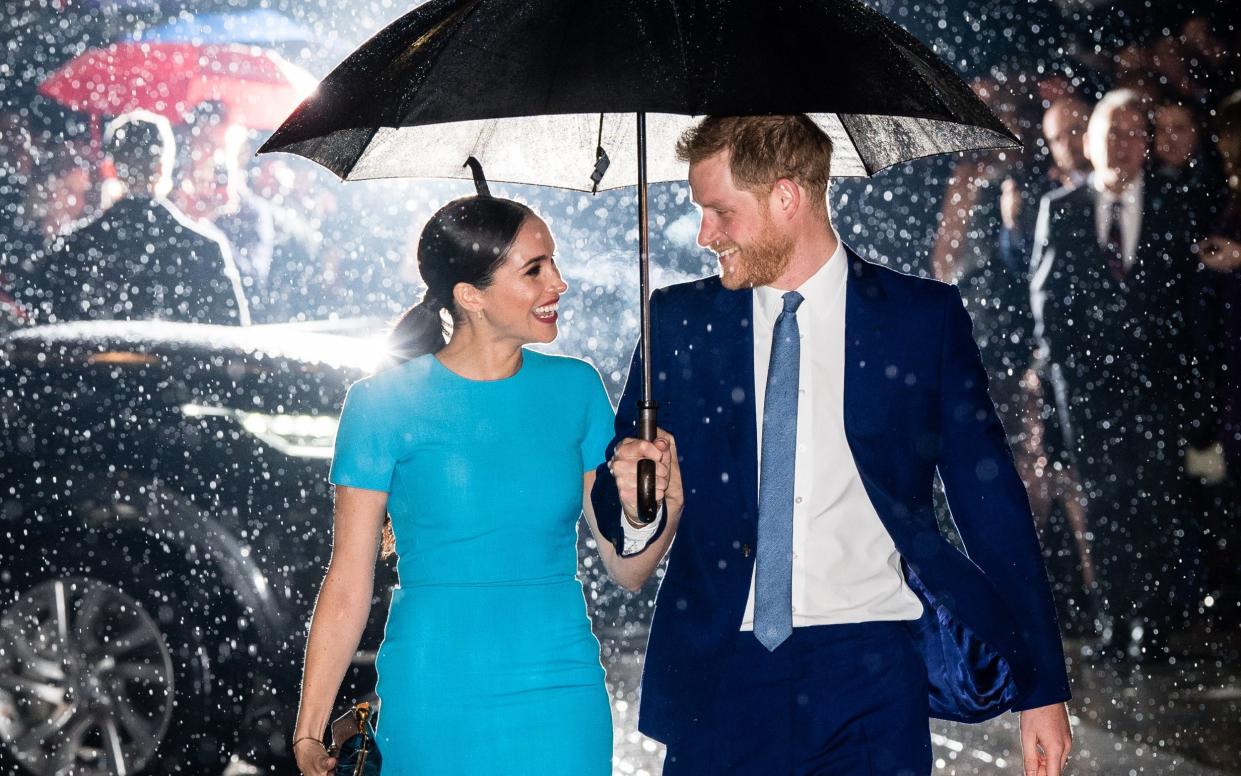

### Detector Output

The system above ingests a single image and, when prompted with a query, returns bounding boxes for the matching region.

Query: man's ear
[770,177,801,222]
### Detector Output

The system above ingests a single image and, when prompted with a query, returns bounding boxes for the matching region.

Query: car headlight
[181,404,338,459]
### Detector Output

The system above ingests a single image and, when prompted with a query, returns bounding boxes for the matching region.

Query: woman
[291,195,683,775]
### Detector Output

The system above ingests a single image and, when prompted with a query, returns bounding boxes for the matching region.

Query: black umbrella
[259,0,1019,522]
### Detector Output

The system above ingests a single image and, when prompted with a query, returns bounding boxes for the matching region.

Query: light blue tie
[755,290,802,651]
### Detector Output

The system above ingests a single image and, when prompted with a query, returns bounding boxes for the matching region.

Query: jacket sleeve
[590,290,668,557]
[935,285,1071,711]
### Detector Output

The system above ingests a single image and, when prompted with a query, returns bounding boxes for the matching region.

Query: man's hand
[1001,177,1022,230]
[607,428,681,525]
[1195,236,1241,272]
[1019,703,1072,776]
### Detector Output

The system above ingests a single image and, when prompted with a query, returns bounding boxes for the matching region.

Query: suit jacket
[592,247,1070,745]
[1029,178,1200,460]
[34,196,249,326]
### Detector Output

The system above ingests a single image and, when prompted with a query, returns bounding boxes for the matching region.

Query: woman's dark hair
[388,195,535,364]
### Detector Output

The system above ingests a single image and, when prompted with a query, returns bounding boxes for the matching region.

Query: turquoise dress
[329,349,615,776]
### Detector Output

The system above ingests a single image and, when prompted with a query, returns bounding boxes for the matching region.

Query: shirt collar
[1091,173,1143,206]
[754,232,847,320]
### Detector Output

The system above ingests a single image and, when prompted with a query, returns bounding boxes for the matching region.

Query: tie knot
[781,291,804,316]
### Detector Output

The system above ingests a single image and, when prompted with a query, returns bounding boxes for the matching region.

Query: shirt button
[795,496,803,504]
[791,605,798,613]
[799,388,806,395]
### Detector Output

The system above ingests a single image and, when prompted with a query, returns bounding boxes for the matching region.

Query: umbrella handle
[635,399,660,524]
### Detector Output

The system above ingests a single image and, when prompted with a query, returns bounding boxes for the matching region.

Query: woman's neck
[436,327,524,380]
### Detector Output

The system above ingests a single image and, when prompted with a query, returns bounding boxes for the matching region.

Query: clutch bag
[329,701,382,776]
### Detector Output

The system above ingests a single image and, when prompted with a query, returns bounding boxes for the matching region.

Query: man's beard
[717,219,794,290]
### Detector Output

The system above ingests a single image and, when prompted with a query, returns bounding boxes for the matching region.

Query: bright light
[182,403,339,458]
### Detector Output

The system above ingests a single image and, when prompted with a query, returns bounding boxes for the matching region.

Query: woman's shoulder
[525,349,604,383]
[346,354,437,402]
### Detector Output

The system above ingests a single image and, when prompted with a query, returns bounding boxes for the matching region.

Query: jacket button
[742,544,752,557]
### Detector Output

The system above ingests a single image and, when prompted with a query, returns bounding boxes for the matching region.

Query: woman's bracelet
[292,735,328,753]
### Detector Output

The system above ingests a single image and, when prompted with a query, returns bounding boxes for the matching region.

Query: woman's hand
[294,737,337,776]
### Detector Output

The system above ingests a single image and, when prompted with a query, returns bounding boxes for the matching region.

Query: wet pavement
[602,634,1241,775]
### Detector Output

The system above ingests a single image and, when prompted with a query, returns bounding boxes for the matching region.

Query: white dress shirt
[1092,175,1143,270]
[624,237,924,628]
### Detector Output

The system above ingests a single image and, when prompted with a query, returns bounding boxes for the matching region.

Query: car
[0,319,396,775]
[0,317,655,775]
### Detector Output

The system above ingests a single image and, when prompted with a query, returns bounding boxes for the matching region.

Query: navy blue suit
[592,247,1070,752]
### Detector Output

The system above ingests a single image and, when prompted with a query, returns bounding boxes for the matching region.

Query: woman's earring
[476,310,484,321]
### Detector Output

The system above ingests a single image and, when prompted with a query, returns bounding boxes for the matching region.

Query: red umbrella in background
[38,41,318,146]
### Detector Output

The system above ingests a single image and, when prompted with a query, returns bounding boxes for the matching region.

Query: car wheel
[0,521,243,775]
[0,576,175,774]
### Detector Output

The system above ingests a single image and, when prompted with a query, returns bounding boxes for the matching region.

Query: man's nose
[697,218,715,249]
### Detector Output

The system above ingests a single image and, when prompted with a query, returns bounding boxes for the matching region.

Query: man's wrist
[624,509,652,529]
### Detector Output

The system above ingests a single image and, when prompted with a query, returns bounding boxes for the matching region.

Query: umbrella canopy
[39,42,318,131]
[129,9,317,47]
[259,0,1020,522]
[260,0,1019,189]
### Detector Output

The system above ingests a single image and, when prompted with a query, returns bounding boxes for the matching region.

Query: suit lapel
[843,247,889,440]
[709,285,760,524]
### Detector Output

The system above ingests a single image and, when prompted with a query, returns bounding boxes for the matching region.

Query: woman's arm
[580,430,682,592]
[291,485,388,774]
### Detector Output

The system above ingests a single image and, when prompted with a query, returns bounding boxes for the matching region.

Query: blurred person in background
[1178,16,1238,102]
[1031,89,1205,661]
[179,103,276,320]
[250,155,321,321]
[1153,101,1205,178]
[24,146,95,245]
[30,110,249,326]
[0,111,39,326]
[1189,92,1241,619]
[933,88,1099,613]
[1152,99,1228,229]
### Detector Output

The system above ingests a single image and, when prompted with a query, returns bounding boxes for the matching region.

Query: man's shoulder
[850,252,957,309]
[652,273,726,304]
[1039,182,1092,215]
[151,199,228,249]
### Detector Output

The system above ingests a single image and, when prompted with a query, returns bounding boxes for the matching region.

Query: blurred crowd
[0,3,1237,664]
[0,97,430,329]
[929,15,1240,661]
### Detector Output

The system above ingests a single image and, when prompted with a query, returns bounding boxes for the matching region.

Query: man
[989,97,1093,283]
[1030,90,1204,660]
[1041,97,1092,190]
[32,110,248,326]
[1151,100,1226,233]
[593,116,1072,776]
[178,103,277,320]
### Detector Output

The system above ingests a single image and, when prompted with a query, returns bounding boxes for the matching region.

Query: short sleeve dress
[330,349,615,775]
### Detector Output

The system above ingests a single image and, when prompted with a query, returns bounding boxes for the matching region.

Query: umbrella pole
[635,111,660,524]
